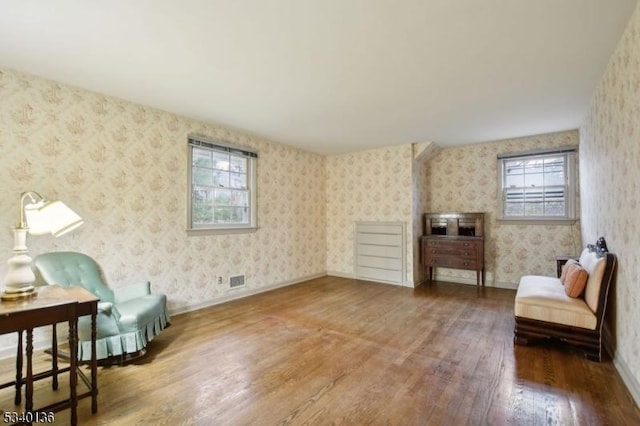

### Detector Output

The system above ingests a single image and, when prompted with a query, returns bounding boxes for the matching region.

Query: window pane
[523,159,543,187]
[193,167,212,185]
[229,190,248,207]
[505,173,523,188]
[504,189,524,216]
[193,202,214,224]
[193,187,214,202]
[213,207,248,224]
[544,171,564,186]
[231,207,249,223]
[524,188,544,216]
[524,173,543,187]
[543,157,564,170]
[213,170,229,187]
[505,161,524,188]
[500,152,571,219]
[230,172,247,189]
[545,201,565,216]
[213,152,230,171]
[193,148,212,167]
[214,189,231,205]
[524,159,543,175]
[189,142,256,230]
[544,187,565,216]
[230,156,247,173]
[505,202,524,216]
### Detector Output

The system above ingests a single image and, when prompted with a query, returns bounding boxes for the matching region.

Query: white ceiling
[1,1,637,154]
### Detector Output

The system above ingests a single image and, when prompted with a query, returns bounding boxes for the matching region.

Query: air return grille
[229,275,245,289]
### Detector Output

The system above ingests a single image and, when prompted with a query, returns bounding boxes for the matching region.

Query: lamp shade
[25,200,84,237]
[23,202,49,235]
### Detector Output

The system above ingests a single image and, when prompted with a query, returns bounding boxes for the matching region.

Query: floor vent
[229,275,246,289]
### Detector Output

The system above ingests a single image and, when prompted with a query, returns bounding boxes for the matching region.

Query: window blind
[188,136,258,159]
[497,146,576,160]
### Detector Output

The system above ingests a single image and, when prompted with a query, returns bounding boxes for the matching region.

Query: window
[187,136,257,233]
[498,148,576,221]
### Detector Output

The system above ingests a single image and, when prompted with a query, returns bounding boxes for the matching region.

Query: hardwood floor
[1,276,639,425]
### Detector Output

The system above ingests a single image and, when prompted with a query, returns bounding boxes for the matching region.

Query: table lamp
[1,191,83,301]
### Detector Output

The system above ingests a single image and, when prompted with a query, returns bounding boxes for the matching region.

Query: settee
[514,238,616,361]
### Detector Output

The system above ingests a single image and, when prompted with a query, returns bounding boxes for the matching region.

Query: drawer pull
[463,262,469,266]
[464,252,469,256]
[464,242,470,246]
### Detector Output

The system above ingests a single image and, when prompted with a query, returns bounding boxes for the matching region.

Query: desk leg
[26,329,33,412]
[14,330,23,405]
[52,324,59,390]
[69,317,78,426]
[91,307,98,413]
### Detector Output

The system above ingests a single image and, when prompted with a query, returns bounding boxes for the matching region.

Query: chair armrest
[113,281,151,304]
[98,302,113,314]
[97,302,121,321]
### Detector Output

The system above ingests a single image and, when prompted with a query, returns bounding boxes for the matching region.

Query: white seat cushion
[515,275,597,330]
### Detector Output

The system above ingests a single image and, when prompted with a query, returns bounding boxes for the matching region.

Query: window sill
[187,227,258,236]
[497,218,578,226]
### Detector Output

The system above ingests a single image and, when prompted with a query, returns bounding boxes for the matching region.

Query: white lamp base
[2,231,37,302]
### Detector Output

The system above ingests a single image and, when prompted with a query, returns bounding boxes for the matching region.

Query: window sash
[188,138,257,230]
[499,150,575,220]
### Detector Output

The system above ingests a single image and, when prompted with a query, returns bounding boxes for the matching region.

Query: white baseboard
[611,352,640,408]
[603,325,640,408]
[326,271,416,288]
[433,273,518,290]
[170,272,326,316]
[326,270,354,279]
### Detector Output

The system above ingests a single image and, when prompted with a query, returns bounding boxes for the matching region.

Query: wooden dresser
[421,212,485,286]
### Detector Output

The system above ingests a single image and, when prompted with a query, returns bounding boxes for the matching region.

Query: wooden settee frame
[514,240,617,362]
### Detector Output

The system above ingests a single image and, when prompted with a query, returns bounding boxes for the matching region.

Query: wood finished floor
[1,276,639,425]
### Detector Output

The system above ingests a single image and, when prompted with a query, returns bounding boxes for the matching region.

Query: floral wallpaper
[0,67,326,352]
[325,145,415,285]
[580,0,640,402]
[412,142,435,284]
[425,130,581,288]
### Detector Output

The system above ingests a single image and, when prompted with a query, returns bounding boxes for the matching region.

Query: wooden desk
[0,286,78,424]
[0,286,99,425]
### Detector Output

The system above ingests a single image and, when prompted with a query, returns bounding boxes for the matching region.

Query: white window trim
[187,136,258,235]
[497,147,578,224]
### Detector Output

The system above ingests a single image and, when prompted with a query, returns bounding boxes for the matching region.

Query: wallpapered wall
[580,1,640,402]
[0,67,327,351]
[412,142,435,284]
[325,145,415,285]
[425,130,581,288]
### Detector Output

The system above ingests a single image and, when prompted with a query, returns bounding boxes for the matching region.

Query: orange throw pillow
[564,263,589,298]
[560,259,579,284]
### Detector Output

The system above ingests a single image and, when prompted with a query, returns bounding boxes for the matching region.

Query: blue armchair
[35,251,170,363]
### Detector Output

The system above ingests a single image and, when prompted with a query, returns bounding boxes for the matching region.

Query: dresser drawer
[427,247,477,258]
[425,238,480,249]
[427,257,478,270]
